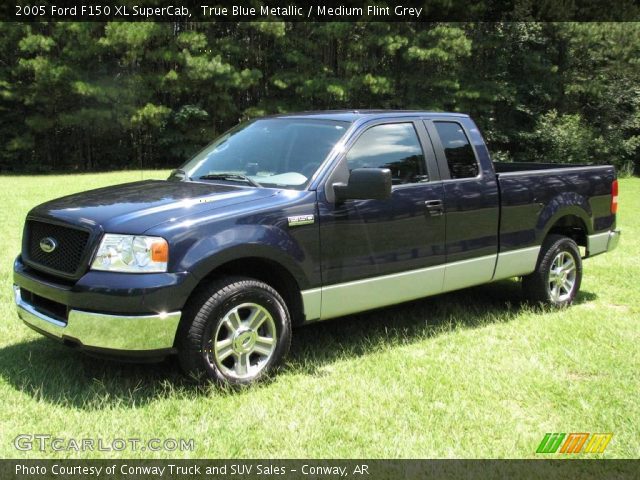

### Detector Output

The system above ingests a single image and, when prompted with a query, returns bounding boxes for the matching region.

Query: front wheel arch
[173,254,306,352]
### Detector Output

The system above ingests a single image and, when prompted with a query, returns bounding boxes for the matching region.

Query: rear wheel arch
[536,192,593,247]
[545,213,589,249]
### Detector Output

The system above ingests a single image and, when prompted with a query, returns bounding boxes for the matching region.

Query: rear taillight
[611,179,619,214]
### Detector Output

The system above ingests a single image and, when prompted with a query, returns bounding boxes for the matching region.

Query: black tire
[177,276,292,385]
[522,234,582,307]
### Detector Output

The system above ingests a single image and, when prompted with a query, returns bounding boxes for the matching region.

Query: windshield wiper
[197,173,261,187]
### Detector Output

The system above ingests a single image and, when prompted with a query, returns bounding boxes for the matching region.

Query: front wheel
[177,277,292,385]
[522,234,582,307]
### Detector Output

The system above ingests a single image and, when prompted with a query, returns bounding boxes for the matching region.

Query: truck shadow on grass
[0,280,596,408]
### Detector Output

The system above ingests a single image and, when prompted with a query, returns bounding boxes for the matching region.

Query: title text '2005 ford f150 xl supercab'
[13,111,620,385]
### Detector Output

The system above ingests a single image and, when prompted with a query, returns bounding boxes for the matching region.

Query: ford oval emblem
[39,237,58,253]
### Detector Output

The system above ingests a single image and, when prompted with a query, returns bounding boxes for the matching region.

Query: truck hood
[28,180,277,234]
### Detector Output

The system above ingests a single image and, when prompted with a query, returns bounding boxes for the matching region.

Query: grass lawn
[0,172,638,459]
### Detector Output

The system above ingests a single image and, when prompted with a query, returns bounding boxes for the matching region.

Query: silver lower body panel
[14,285,181,352]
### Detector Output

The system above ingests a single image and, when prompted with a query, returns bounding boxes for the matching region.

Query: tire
[522,234,582,307]
[177,276,292,385]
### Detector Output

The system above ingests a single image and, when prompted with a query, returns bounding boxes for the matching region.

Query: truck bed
[494,161,595,174]
[494,162,616,255]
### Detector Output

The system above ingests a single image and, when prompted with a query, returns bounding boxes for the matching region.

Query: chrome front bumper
[14,285,181,352]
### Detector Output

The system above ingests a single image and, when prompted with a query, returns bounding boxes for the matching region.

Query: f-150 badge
[287,214,315,227]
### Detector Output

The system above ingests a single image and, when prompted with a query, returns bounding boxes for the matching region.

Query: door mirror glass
[333,168,392,202]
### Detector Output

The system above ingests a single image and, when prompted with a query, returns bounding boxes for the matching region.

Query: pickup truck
[13,111,620,385]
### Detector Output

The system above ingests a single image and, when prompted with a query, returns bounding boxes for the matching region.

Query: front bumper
[14,285,181,354]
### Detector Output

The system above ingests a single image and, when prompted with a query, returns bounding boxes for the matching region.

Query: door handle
[425,200,444,216]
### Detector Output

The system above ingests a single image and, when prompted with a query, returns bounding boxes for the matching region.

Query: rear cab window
[433,121,479,179]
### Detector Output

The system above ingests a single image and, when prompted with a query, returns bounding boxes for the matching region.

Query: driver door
[317,120,446,319]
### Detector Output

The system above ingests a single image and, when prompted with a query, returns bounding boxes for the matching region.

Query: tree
[0,21,638,174]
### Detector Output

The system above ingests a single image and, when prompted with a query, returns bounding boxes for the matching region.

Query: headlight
[91,234,168,273]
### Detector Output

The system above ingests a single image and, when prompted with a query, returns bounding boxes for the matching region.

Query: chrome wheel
[548,251,577,302]
[208,303,277,380]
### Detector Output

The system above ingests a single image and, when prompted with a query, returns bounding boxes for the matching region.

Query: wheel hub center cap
[232,328,256,354]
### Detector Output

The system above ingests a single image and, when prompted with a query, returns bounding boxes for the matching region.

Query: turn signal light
[151,240,169,263]
[611,179,619,214]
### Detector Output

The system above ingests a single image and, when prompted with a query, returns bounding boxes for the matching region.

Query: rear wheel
[177,277,291,385]
[522,234,582,307]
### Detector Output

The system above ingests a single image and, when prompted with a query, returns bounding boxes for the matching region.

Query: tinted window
[346,123,427,185]
[434,122,479,179]
[182,118,349,189]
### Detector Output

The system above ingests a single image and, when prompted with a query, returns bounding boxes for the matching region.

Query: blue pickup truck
[14,111,620,385]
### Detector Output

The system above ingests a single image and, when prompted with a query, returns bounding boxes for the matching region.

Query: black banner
[2,0,640,22]
[3,459,640,480]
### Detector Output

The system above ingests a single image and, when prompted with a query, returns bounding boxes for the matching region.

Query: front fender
[177,224,313,289]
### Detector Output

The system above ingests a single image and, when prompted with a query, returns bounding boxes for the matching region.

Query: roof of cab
[268,110,469,122]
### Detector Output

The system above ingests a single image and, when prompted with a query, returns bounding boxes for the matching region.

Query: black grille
[25,220,91,276]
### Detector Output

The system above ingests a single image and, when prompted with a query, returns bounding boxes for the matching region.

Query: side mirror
[168,169,188,182]
[333,168,392,202]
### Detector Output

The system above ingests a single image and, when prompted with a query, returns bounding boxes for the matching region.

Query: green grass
[0,172,638,459]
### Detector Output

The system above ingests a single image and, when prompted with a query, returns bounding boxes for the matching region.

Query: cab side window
[346,123,428,185]
[434,122,479,179]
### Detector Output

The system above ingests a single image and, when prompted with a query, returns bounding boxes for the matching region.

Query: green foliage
[0,22,638,173]
[534,110,604,164]
[131,103,171,128]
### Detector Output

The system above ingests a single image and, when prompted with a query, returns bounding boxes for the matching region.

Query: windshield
[180,118,351,189]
